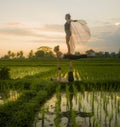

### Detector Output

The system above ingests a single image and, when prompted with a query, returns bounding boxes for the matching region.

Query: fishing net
[69,20,91,53]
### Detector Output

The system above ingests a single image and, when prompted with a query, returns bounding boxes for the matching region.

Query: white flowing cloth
[69,20,91,53]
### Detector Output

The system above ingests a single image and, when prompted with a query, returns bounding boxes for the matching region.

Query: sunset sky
[0,0,120,56]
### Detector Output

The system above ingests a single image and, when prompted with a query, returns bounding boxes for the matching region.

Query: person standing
[64,13,91,55]
[64,14,77,54]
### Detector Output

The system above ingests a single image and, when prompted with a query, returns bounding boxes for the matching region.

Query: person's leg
[66,36,71,54]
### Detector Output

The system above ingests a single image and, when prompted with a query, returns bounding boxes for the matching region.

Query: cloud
[92,18,120,26]
[0,27,38,37]
[0,22,64,38]
[0,21,119,53]
[88,24,120,52]
[43,24,64,32]
[5,22,25,27]
[32,38,65,44]
[49,22,120,52]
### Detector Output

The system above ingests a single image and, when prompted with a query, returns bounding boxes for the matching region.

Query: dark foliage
[0,67,10,80]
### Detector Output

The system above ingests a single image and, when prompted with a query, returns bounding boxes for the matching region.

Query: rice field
[9,66,53,79]
[0,58,120,127]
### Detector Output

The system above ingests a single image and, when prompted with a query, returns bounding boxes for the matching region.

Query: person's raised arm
[71,20,78,22]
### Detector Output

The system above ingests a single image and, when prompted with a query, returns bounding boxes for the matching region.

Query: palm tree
[19,51,24,58]
[7,50,12,59]
[16,52,20,58]
[11,52,16,59]
[28,50,34,59]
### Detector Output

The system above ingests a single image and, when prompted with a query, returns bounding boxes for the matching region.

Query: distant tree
[104,52,110,57]
[1,55,9,60]
[11,52,16,59]
[45,51,54,57]
[35,46,54,58]
[96,51,104,57]
[16,51,24,59]
[37,46,52,53]
[16,52,20,58]
[0,67,10,80]
[28,50,34,59]
[118,49,120,58]
[8,50,11,55]
[7,50,12,59]
[19,51,24,58]
[35,50,45,57]
[110,52,116,58]
[75,51,80,55]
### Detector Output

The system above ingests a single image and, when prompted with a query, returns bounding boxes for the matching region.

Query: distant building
[86,49,96,57]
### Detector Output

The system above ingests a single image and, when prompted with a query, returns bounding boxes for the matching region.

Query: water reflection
[34,85,120,127]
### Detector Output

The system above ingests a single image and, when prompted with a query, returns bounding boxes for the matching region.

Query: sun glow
[115,22,120,26]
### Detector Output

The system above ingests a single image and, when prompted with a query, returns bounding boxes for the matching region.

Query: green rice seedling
[54,84,61,127]
[86,91,89,103]
[73,69,76,81]
[104,110,108,127]
[56,84,61,102]
[63,72,68,79]
[73,69,80,81]
[33,115,38,127]
[92,91,95,113]
[73,84,78,105]
[95,119,101,127]
[75,59,120,85]
[54,99,61,127]
[89,117,92,127]
[108,113,113,127]
[41,107,45,127]
[10,66,52,79]
[54,104,60,126]
[7,90,21,102]
[96,102,99,119]
[61,71,66,78]
[71,109,78,127]
[92,116,97,127]
[75,70,81,81]
[117,99,120,113]
[78,94,82,112]
[66,85,70,110]
[99,93,102,122]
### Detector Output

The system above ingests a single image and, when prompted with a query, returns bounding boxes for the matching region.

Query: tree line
[0,46,55,60]
[0,46,120,60]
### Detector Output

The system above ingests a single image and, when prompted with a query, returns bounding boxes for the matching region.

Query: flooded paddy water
[34,85,120,127]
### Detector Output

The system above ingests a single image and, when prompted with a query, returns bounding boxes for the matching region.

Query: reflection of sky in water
[34,91,120,127]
